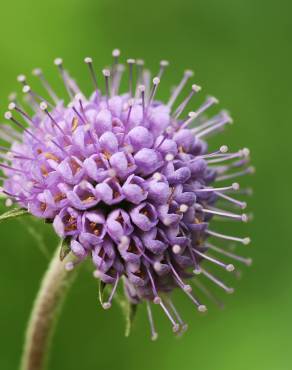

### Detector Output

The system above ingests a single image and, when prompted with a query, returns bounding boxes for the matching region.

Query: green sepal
[0,208,29,224]
[59,237,71,261]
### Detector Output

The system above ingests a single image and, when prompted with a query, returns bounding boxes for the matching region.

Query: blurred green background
[0,0,291,369]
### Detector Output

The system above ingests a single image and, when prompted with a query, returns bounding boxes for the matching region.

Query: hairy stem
[20,245,76,370]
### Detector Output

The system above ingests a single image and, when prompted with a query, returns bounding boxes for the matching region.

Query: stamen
[84,57,98,91]
[199,206,248,222]
[194,182,239,193]
[138,84,146,119]
[22,85,54,111]
[102,69,111,101]
[147,77,160,108]
[207,229,251,245]
[205,242,252,266]
[54,58,74,99]
[216,166,255,182]
[8,102,35,126]
[197,145,229,159]
[167,257,192,293]
[207,148,250,165]
[127,59,135,97]
[102,274,120,309]
[39,102,65,135]
[192,279,224,309]
[165,297,188,332]
[0,163,26,174]
[193,248,235,271]
[196,111,233,138]
[157,60,169,79]
[126,99,135,125]
[173,84,201,119]
[146,269,161,304]
[167,70,194,108]
[4,111,42,144]
[215,191,247,209]
[197,267,234,294]
[159,300,180,333]
[111,64,125,96]
[146,301,158,341]
[32,68,59,104]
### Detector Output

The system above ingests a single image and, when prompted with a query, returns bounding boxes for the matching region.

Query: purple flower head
[0,51,253,339]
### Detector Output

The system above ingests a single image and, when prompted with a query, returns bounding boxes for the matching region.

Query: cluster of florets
[0,50,253,338]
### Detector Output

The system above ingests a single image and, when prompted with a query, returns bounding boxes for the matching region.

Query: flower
[0,50,253,339]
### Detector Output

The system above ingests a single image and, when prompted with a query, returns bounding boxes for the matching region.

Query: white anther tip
[232,182,240,190]
[188,111,197,118]
[8,92,17,101]
[40,102,48,111]
[193,268,201,275]
[241,214,248,222]
[184,69,194,77]
[8,102,16,111]
[220,145,228,153]
[4,111,12,120]
[22,85,31,93]
[17,74,26,83]
[192,84,201,92]
[93,270,100,278]
[138,85,146,93]
[172,324,180,333]
[165,153,174,162]
[153,296,161,305]
[102,302,112,310]
[112,49,120,57]
[241,202,247,210]
[153,262,162,272]
[198,305,207,313]
[127,58,136,64]
[209,96,219,104]
[227,288,235,294]
[226,264,235,272]
[242,148,250,157]
[179,204,188,213]
[153,77,160,85]
[243,237,251,245]
[160,60,169,67]
[102,69,111,77]
[5,199,13,207]
[183,285,192,293]
[54,58,63,66]
[65,262,74,271]
[172,244,181,254]
[32,68,42,76]
[249,166,256,174]
[246,258,253,266]
[84,57,93,64]
[136,59,144,66]
[151,332,158,341]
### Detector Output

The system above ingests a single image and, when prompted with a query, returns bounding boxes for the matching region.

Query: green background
[0,0,291,369]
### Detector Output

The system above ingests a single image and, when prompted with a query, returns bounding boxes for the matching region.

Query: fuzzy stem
[20,245,76,370]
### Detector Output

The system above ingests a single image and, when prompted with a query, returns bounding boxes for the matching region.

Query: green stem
[20,245,76,370]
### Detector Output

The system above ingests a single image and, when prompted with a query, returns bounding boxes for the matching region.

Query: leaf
[59,237,71,261]
[0,208,29,224]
